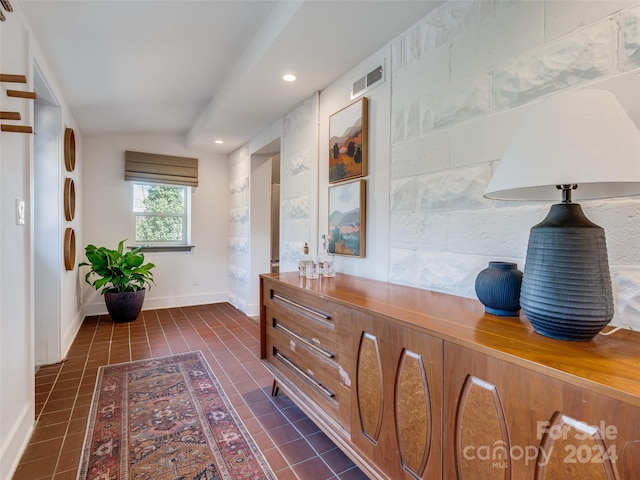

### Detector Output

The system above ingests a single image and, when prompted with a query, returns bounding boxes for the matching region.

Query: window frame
[131,181,192,247]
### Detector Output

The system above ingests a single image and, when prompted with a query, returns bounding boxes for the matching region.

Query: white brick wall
[228,146,251,312]
[227,95,318,313]
[231,1,640,331]
[389,0,640,330]
[280,96,319,273]
[493,21,617,109]
[621,4,640,68]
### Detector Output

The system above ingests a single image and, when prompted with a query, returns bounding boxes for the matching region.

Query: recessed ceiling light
[282,74,297,82]
[214,140,223,144]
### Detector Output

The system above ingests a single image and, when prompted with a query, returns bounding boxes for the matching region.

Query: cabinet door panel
[396,349,432,478]
[455,375,510,480]
[444,342,640,480]
[356,332,384,442]
[536,412,615,480]
[352,312,443,479]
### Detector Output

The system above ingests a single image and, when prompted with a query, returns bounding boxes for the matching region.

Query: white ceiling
[17,0,442,153]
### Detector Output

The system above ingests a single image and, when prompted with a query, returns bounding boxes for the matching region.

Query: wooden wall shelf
[0,74,26,83]
[0,1,12,21]
[1,0,14,13]
[1,124,33,134]
[1,75,34,132]
[0,112,21,120]
[7,89,37,100]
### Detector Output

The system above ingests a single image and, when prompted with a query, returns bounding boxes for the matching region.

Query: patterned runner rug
[77,351,275,480]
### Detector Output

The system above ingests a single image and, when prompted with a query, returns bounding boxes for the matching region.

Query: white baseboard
[82,291,230,317]
[62,312,84,360]
[246,302,260,319]
[1,403,34,480]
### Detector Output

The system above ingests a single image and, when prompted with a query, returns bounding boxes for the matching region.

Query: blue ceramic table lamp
[484,90,640,341]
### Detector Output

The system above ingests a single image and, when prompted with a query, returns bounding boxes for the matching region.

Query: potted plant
[80,239,155,322]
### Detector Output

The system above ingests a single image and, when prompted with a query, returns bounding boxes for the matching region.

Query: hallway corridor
[13,303,367,480]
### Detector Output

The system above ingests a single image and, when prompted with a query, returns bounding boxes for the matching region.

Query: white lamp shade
[485,89,640,201]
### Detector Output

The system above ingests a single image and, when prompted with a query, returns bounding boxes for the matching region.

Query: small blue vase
[475,262,523,316]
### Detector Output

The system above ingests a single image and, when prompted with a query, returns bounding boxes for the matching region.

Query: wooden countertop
[260,272,640,406]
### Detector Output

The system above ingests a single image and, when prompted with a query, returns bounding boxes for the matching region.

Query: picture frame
[328,179,365,257]
[329,97,368,183]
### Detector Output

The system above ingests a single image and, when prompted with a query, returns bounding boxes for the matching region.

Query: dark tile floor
[13,303,368,480]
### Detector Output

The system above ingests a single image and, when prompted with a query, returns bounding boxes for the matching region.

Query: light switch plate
[16,199,25,225]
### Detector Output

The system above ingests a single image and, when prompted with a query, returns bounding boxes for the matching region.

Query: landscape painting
[329,97,368,183]
[328,180,365,257]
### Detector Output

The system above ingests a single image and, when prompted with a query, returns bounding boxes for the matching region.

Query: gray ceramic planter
[104,288,146,323]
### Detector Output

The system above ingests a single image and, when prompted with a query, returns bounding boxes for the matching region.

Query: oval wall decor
[64,177,75,221]
[64,227,76,271]
[64,127,76,172]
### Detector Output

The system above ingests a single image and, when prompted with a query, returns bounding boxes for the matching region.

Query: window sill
[127,245,195,252]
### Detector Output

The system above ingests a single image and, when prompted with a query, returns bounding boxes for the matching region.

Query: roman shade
[125,150,198,187]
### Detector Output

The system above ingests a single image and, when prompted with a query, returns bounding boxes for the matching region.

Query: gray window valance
[125,150,198,187]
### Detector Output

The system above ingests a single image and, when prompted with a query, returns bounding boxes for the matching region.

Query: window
[132,182,191,246]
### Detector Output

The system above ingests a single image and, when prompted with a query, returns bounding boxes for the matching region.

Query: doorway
[33,63,63,366]
[249,138,280,316]
[270,155,281,273]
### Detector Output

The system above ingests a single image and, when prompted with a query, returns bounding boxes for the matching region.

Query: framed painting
[329,97,368,183]
[328,179,365,257]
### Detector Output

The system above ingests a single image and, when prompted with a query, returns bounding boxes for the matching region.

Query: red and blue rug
[77,351,275,480]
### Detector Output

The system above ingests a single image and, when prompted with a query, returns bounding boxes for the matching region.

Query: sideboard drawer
[263,282,352,361]
[264,318,352,432]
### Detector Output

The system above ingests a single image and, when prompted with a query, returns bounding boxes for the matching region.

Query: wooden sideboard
[259,272,640,479]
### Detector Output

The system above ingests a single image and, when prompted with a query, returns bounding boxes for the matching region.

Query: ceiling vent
[350,63,385,100]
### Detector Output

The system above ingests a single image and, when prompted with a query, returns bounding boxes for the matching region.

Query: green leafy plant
[79,240,155,294]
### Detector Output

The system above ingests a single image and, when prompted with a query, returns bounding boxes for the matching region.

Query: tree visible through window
[132,183,189,244]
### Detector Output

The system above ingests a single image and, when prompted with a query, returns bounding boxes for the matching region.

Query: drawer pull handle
[274,351,335,398]
[275,321,335,359]
[273,293,331,321]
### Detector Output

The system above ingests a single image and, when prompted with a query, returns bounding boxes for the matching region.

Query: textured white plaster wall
[228,146,251,312]
[0,14,34,479]
[1,3,86,476]
[280,96,319,273]
[233,1,640,331]
[388,0,640,330]
[227,96,318,313]
[318,48,392,281]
